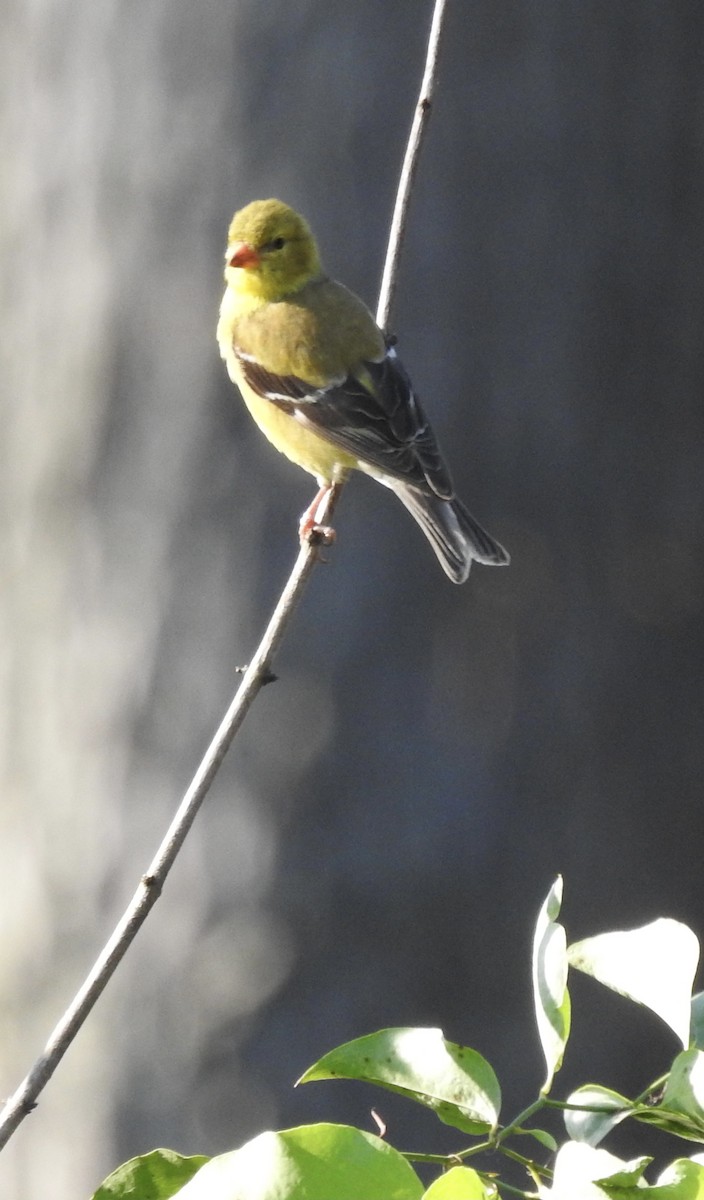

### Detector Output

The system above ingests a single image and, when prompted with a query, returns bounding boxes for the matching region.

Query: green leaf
[92,1149,209,1199]
[595,1155,652,1187]
[633,1106,704,1144]
[646,1157,704,1198]
[602,1051,704,1144]
[172,1124,423,1200]
[691,994,704,1050]
[661,1050,704,1127]
[422,1165,496,1199]
[564,1085,633,1147]
[514,1126,559,1152]
[297,1028,501,1134]
[568,919,699,1048]
[532,876,571,1093]
[540,1143,645,1199]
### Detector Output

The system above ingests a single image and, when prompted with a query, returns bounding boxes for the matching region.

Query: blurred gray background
[2,1,703,1196]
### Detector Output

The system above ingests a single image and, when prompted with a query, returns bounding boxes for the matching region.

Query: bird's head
[224,199,322,302]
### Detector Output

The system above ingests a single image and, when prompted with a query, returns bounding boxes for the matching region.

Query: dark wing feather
[236,345,454,499]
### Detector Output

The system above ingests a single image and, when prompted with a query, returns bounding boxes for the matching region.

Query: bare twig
[0,0,451,1153]
[0,487,344,1152]
[376,0,449,331]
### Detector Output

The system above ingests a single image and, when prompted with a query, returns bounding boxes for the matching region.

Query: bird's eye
[261,236,286,253]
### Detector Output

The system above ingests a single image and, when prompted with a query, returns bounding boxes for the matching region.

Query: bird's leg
[299,483,337,546]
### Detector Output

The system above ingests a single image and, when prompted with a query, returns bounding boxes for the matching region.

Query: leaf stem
[496,1098,547,1145]
[541,1097,628,1114]
[633,1074,669,1105]
[498,1145,552,1182]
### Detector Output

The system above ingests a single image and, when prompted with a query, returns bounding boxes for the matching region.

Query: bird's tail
[391,483,509,584]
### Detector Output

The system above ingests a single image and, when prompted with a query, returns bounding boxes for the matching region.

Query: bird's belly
[239,386,355,483]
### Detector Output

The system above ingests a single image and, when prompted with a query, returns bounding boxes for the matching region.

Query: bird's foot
[299,484,337,547]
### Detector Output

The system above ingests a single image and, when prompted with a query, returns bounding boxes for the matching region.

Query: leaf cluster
[92,878,704,1199]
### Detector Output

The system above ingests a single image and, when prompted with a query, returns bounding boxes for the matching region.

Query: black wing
[236,345,454,499]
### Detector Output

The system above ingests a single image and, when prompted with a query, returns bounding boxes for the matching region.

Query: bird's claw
[299,482,336,547]
[300,519,336,547]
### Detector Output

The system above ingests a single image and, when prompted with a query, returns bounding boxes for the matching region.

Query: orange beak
[227,241,261,269]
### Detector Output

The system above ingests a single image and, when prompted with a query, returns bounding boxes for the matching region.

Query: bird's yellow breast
[217,278,379,483]
[221,343,356,483]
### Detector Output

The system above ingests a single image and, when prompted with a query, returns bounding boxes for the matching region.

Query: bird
[217,198,509,583]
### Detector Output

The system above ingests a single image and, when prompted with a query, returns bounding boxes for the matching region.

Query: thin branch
[0,0,451,1153]
[376,0,450,330]
[0,487,343,1152]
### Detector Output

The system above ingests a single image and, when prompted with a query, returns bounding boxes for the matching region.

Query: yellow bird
[217,198,509,582]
